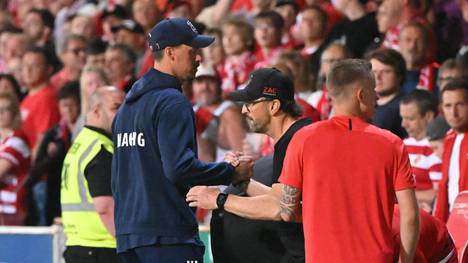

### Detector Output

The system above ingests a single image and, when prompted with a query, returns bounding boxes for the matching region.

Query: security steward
[60,86,125,263]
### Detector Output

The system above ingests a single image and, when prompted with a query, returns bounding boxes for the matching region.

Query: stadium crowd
[0,0,467,262]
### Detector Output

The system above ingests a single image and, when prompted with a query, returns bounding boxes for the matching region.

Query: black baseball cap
[111,20,145,34]
[229,68,295,102]
[147,18,214,51]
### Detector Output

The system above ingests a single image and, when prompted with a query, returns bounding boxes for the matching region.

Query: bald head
[87,86,125,132]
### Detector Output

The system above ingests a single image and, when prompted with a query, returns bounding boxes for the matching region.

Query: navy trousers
[118,244,205,263]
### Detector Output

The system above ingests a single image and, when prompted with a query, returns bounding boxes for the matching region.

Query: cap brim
[187,35,215,48]
[229,89,251,102]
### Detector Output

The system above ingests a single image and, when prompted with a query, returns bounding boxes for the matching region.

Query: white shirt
[448,133,464,210]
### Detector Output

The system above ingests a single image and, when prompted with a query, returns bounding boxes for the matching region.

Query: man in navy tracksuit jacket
[111,18,252,262]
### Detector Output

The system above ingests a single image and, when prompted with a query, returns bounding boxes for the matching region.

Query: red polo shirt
[279,115,415,263]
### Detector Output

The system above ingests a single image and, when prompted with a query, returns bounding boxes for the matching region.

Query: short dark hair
[327,59,374,99]
[0,74,23,101]
[108,44,136,64]
[27,8,55,29]
[280,99,303,118]
[401,89,438,116]
[61,34,86,54]
[86,38,108,55]
[58,81,81,104]
[441,78,468,101]
[255,10,285,30]
[24,46,51,66]
[365,48,407,85]
[152,49,164,61]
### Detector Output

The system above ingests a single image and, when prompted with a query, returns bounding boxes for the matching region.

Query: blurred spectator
[310,43,352,119]
[434,79,468,222]
[104,44,137,93]
[111,20,147,74]
[100,4,130,44]
[193,64,246,162]
[30,81,80,225]
[0,92,31,225]
[53,0,89,48]
[69,14,95,40]
[327,0,379,58]
[20,47,60,152]
[132,0,161,33]
[2,31,31,68]
[202,28,226,68]
[74,65,109,139]
[399,22,438,94]
[20,47,60,226]
[219,18,256,96]
[380,0,428,51]
[276,51,316,105]
[85,38,108,68]
[399,90,440,212]
[166,0,193,19]
[22,8,55,51]
[366,48,407,138]
[254,11,285,68]
[0,74,25,101]
[274,0,299,48]
[52,34,87,92]
[297,5,328,76]
[437,58,465,91]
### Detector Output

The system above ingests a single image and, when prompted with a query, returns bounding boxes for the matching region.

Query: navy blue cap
[147,18,214,51]
[229,68,295,102]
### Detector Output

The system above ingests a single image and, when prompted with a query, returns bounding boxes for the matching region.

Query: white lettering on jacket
[117,132,145,147]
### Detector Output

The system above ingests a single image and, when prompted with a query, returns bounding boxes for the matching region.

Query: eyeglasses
[67,48,86,56]
[244,98,273,112]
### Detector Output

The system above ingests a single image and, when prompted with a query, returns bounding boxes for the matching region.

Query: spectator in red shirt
[104,44,137,93]
[296,5,328,76]
[219,18,256,96]
[254,11,286,69]
[201,28,225,69]
[399,22,438,94]
[0,92,31,225]
[51,34,87,92]
[20,47,60,154]
[132,0,162,33]
[278,59,419,262]
[399,90,440,212]
[434,79,468,222]
[392,205,458,263]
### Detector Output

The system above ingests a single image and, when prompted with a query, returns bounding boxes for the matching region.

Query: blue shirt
[112,68,235,252]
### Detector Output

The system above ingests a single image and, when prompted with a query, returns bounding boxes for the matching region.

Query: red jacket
[434,130,468,222]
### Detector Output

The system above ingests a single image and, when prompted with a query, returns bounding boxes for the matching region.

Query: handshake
[224,151,254,185]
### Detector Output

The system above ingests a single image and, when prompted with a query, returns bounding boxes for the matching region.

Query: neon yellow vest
[61,127,116,248]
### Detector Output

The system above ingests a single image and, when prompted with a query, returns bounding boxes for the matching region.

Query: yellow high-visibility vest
[61,127,115,248]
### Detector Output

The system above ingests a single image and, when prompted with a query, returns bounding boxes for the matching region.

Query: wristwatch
[216,193,229,211]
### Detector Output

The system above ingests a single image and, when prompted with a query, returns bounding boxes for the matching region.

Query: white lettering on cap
[187,21,198,33]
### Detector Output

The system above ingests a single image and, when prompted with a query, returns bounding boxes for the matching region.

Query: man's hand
[224,151,241,167]
[186,186,220,210]
[232,155,254,184]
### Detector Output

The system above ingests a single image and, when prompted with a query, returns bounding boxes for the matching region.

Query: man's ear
[165,47,175,61]
[356,87,365,104]
[270,99,281,115]
[424,111,435,122]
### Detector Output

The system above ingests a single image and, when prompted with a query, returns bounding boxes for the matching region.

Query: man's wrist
[233,179,250,193]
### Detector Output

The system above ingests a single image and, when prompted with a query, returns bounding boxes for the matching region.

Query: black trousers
[64,246,118,263]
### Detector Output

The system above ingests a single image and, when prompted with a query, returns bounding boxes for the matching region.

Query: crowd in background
[0,0,466,236]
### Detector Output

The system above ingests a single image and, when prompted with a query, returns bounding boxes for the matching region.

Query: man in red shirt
[434,79,468,222]
[20,47,60,156]
[278,59,419,262]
